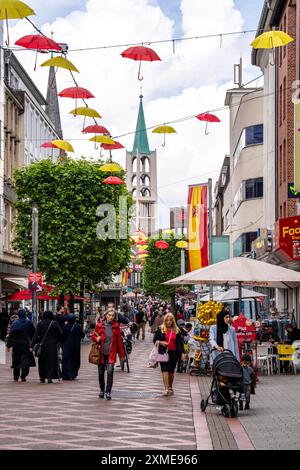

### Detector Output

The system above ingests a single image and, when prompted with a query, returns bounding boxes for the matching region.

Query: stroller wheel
[230,402,238,418]
[221,404,230,418]
[200,399,207,412]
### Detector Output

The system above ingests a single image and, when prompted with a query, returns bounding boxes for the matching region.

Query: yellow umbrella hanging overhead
[52,140,74,153]
[176,240,188,249]
[152,125,177,147]
[0,0,35,45]
[251,30,294,65]
[41,56,79,73]
[70,107,101,118]
[99,163,122,172]
[90,135,116,145]
[251,30,294,48]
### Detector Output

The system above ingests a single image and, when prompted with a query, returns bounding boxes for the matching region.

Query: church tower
[126,95,157,236]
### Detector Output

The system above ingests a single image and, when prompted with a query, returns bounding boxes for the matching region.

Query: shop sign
[275,216,300,260]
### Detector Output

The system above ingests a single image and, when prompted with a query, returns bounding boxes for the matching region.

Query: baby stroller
[200,350,243,418]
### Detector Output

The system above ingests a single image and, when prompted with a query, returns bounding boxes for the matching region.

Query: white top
[223,331,230,351]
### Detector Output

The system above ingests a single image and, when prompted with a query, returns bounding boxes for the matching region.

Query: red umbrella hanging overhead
[196,113,221,135]
[101,141,124,150]
[15,34,61,51]
[58,87,95,99]
[41,141,59,149]
[154,240,169,250]
[121,45,161,81]
[82,125,110,134]
[103,176,125,185]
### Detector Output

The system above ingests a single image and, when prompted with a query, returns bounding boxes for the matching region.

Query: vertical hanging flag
[295,101,300,191]
[122,271,128,287]
[187,184,209,272]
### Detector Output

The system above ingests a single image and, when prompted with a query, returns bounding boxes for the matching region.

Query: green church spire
[132,94,151,155]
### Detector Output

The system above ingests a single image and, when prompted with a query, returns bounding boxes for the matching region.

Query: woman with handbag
[6,309,36,382]
[91,309,125,400]
[30,311,62,383]
[153,313,184,396]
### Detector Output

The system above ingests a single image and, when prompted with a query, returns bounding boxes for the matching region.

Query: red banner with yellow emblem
[187,184,208,272]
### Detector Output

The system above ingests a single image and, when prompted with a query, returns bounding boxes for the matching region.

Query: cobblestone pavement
[0,331,299,450]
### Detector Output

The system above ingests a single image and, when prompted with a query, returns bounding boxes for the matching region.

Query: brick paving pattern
[1,331,300,450]
[0,332,197,450]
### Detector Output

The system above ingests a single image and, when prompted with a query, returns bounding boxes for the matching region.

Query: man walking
[135,305,146,340]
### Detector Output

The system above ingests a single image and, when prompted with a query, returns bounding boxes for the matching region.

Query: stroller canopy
[213,350,243,379]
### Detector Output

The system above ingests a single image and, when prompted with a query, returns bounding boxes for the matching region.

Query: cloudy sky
[10,0,265,227]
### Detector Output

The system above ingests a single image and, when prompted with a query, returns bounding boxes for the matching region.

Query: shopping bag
[147,342,158,368]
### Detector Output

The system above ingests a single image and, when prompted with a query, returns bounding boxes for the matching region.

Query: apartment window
[284,202,287,218]
[233,232,257,257]
[283,139,286,182]
[233,183,243,214]
[283,77,286,121]
[233,124,263,167]
[279,144,282,186]
[224,210,230,230]
[244,178,263,199]
[280,205,282,218]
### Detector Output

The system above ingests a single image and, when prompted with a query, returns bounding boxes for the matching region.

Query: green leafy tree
[13,158,133,295]
[143,235,186,299]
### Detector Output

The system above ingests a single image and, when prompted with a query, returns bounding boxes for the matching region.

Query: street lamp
[32,203,39,326]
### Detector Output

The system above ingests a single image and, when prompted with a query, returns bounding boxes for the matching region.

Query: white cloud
[9,0,261,227]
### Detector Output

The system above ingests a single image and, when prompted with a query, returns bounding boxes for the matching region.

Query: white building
[222,87,265,258]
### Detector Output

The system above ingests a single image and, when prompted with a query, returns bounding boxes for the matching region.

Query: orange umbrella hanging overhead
[121,45,161,81]
[152,125,176,147]
[41,56,79,73]
[196,113,221,135]
[0,0,35,45]
[58,87,95,99]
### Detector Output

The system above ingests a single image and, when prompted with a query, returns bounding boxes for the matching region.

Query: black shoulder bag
[33,321,53,358]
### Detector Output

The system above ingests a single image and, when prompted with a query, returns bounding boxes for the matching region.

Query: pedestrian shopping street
[0,332,299,451]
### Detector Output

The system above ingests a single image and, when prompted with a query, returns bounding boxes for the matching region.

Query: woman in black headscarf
[30,311,62,383]
[61,314,85,380]
[6,309,36,382]
[209,307,239,361]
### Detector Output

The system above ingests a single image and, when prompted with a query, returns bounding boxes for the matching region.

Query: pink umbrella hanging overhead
[121,45,161,81]
[196,112,221,135]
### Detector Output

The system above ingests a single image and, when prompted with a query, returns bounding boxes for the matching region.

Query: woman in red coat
[91,309,125,400]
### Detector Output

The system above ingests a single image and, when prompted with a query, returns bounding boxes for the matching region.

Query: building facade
[126,95,157,237]
[0,51,61,299]
[251,0,300,322]
[222,87,265,258]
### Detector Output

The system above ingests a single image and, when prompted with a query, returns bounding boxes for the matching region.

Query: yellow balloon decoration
[197,300,222,327]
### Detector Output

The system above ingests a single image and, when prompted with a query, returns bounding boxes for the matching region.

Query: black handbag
[33,321,53,358]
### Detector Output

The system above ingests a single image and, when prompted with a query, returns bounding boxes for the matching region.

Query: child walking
[239,354,255,410]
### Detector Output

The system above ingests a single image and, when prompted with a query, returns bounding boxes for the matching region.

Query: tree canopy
[143,235,186,299]
[13,158,133,294]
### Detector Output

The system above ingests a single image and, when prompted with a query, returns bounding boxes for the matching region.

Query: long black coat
[7,320,36,369]
[31,320,62,379]
[62,323,85,379]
